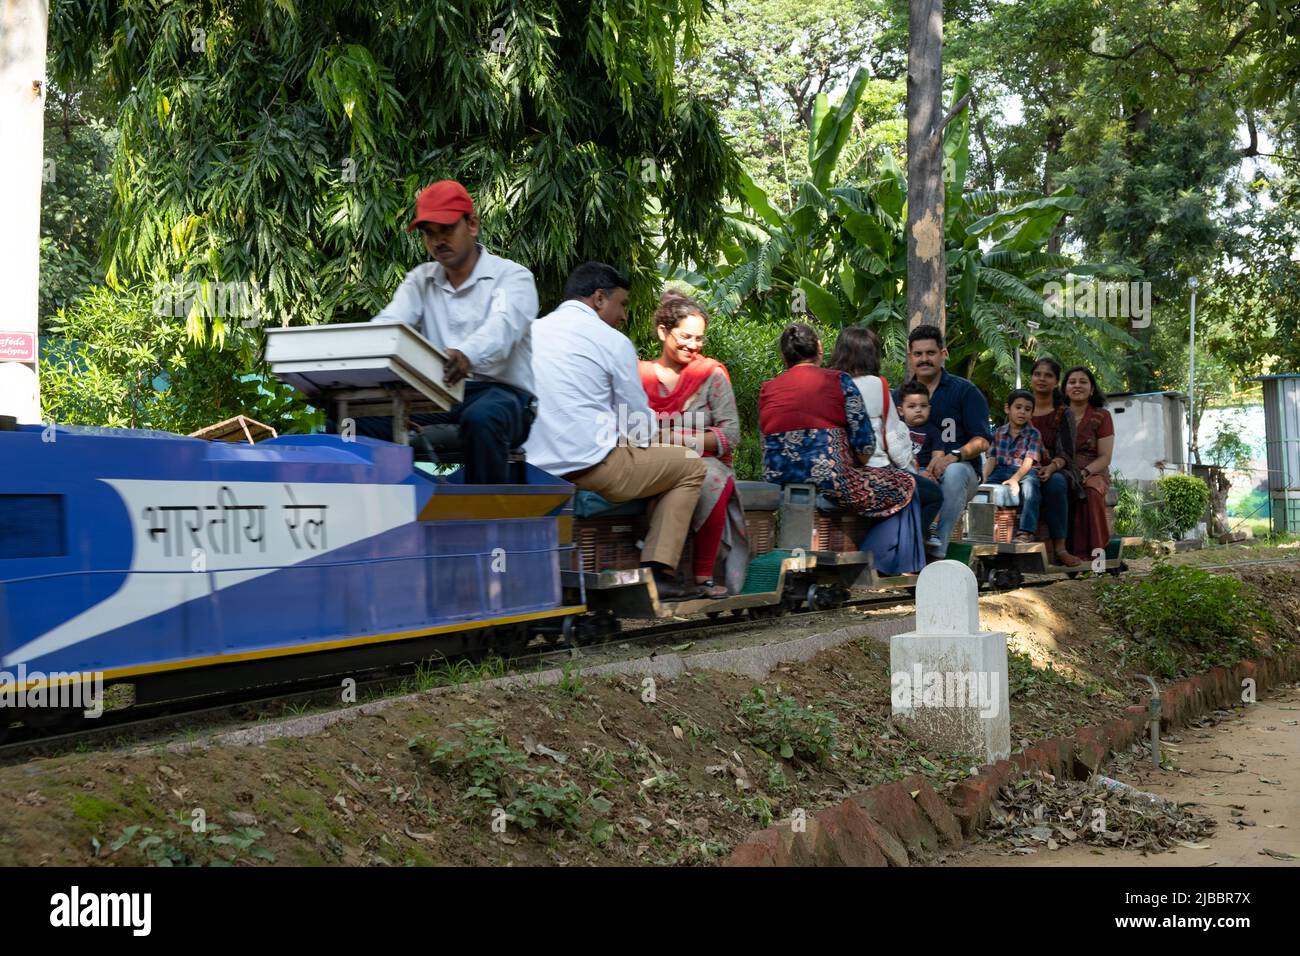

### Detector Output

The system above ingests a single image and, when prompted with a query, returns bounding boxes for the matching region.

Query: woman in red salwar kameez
[639,291,747,598]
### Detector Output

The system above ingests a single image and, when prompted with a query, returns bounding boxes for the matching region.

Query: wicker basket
[812,512,874,552]
[576,509,778,574]
[993,507,1017,544]
[575,516,645,573]
[745,512,776,557]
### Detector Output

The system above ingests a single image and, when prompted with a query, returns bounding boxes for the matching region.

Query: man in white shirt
[361,180,538,484]
[525,263,706,599]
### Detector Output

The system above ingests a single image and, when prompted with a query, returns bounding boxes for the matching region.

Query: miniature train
[0,323,1131,731]
[0,414,1132,735]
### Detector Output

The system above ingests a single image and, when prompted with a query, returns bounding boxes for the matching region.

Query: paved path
[945,683,1299,867]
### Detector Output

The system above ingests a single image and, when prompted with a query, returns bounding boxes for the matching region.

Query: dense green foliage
[49,0,739,340]
[682,0,903,199]
[1154,473,1213,539]
[36,0,1299,458]
[941,0,1298,416]
[1098,563,1272,677]
[39,79,117,324]
[692,0,1298,407]
[683,70,1135,402]
[39,286,316,433]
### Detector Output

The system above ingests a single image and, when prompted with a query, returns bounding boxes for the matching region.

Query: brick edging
[724,650,1300,866]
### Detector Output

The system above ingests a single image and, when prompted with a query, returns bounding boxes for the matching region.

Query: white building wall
[1109,393,1186,482]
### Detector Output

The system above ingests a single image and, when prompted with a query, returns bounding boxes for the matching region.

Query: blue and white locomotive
[0,419,579,720]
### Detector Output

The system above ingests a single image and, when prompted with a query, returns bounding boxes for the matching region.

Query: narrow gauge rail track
[2,553,1293,764]
[0,585,927,763]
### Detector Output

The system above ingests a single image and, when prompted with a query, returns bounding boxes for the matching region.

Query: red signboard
[0,332,35,362]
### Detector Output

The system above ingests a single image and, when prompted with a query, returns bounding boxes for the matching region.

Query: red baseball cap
[408,180,476,230]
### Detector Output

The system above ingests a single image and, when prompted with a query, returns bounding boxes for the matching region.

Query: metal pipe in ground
[1138,675,1162,767]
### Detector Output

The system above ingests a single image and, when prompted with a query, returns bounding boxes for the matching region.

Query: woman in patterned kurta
[639,292,748,598]
[758,324,915,519]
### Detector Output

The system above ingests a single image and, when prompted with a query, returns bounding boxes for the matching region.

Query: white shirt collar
[557,298,600,321]
[428,244,496,291]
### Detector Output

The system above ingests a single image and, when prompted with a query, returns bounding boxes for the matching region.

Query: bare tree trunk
[906,0,945,335]
[1044,118,1064,254]
[971,98,996,190]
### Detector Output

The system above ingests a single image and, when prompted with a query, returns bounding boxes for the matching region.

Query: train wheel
[806,584,831,612]
[991,569,1023,590]
[496,624,531,658]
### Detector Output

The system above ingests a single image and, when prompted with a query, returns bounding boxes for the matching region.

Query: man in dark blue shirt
[892,324,993,557]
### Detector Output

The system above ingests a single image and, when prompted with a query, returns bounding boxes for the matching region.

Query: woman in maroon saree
[1061,366,1115,560]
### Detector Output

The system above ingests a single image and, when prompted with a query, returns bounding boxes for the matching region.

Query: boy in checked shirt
[982,388,1044,543]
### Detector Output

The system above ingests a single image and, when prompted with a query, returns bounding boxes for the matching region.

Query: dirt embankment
[1,561,1295,867]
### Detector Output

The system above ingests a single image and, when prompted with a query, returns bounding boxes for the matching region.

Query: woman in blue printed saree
[757,325,921,572]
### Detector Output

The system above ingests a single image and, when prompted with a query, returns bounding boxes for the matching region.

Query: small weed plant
[738,687,839,763]
[413,718,610,836]
[722,794,775,827]
[557,665,585,700]
[108,814,275,866]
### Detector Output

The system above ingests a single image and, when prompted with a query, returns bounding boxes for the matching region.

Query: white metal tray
[265,322,464,410]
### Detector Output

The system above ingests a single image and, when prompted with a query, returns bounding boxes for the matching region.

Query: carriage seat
[735,480,781,512]
[573,490,647,519]
[978,482,1021,508]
